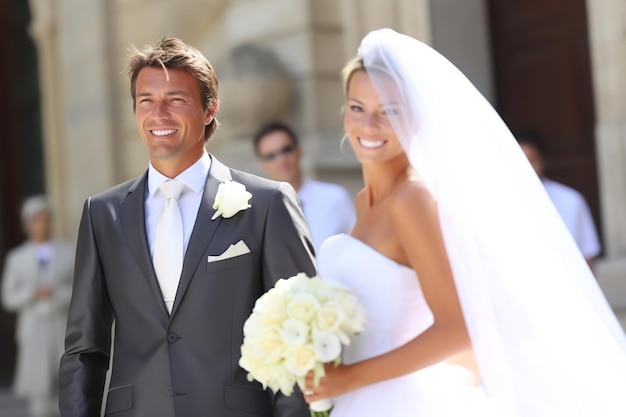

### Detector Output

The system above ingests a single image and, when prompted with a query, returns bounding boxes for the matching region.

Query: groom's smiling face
[134,66,214,176]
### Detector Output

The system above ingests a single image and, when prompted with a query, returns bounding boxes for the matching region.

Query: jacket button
[165,386,173,397]
[167,332,180,343]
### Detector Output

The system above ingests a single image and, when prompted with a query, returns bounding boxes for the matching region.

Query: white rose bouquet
[239,273,366,417]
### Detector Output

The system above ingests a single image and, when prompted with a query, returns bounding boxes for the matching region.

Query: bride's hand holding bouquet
[239,273,366,416]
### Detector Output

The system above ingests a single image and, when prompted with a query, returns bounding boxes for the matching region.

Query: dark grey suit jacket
[59,156,317,417]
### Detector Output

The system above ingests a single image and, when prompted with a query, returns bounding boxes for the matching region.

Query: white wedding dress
[313,29,626,416]
[318,234,496,417]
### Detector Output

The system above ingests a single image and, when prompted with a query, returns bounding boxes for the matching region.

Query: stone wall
[28,0,625,311]
[586,0,626,308]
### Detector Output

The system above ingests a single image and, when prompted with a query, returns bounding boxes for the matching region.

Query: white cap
[21,195,51,221]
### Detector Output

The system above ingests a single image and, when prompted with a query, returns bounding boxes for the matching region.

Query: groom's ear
[204,99,220,125]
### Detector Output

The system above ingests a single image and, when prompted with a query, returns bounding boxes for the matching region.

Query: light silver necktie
[153,180,186,314]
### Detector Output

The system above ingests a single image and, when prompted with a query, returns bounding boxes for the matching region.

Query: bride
[302,28,626,416]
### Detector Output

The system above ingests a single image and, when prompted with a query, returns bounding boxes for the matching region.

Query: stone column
[429,0,495,103]
[57,0,117,238]
[28,0,118,239]
[339,0,432,55]
[28,0,68,237]
[586,0,626,309]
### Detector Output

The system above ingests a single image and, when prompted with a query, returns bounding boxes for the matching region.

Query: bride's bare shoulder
[391,179,436,210]
[388,179,439,230]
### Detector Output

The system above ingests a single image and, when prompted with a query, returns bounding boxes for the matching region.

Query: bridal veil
[357,28,626,416]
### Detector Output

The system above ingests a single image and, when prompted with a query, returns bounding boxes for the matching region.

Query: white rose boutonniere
[211,180,252,220]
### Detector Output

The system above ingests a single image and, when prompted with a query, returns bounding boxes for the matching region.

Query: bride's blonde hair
[341,56,366,98]
[342,55,397,98]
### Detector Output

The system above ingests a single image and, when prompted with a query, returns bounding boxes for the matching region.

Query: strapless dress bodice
[317,234,494,416]
[318,234,434,364]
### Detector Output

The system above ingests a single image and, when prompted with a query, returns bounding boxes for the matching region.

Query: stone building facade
[26,0,626,313]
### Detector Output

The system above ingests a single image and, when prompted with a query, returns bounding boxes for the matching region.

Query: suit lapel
[171,156,232,316]
[120,172,169,316]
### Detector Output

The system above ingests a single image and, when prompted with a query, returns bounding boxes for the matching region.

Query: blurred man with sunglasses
[254,122,355,253]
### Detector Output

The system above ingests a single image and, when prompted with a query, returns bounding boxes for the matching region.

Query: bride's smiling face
[344,70,406,165]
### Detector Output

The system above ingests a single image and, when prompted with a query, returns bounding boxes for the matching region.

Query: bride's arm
[305,181,472,400]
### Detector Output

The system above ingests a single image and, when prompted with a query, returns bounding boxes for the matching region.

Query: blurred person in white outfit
[515,131,601,267]
[253,122,356,253]
[1,196,74,417]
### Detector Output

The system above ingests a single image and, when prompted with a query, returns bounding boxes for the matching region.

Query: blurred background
[1,0,625,393]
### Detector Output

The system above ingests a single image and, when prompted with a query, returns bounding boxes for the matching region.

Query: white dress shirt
[297,179,356,254]
[542,178,601,259]
[145,153,211,258]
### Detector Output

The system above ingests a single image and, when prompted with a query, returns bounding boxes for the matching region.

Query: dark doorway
[488,1,601,240]
[0,0,45,387]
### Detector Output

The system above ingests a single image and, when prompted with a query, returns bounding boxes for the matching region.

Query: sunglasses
[259,145,295,162]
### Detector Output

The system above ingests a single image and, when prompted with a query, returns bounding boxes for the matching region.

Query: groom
[58,37,316,417]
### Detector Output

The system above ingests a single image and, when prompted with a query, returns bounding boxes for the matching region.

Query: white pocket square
[208,240,250,262]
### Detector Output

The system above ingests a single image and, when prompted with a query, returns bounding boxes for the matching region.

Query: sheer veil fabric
[358,28,626,416]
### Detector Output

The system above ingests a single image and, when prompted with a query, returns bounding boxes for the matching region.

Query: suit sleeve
[59,198,114,417]
[262,182,316,286]
[262,183,317,417]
